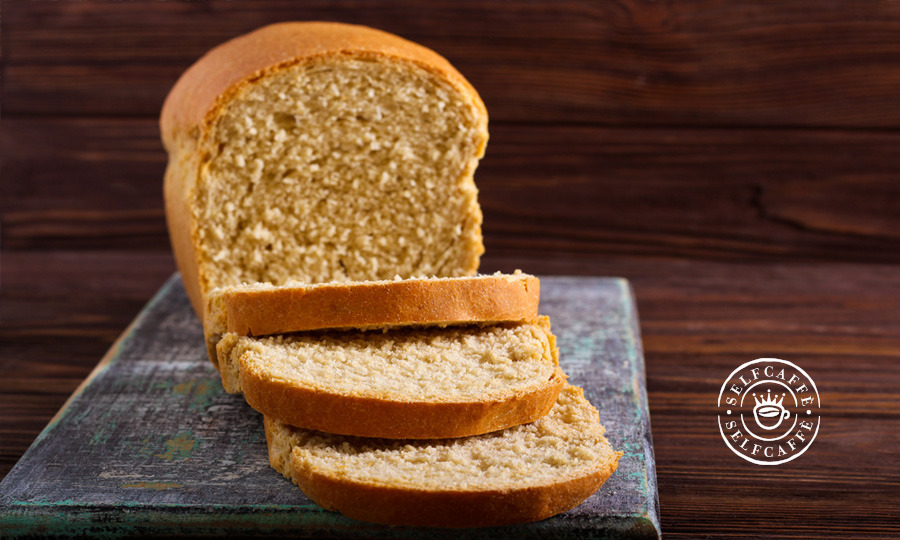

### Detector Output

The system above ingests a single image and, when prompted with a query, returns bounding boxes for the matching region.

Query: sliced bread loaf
[162,22,488,317]
[265,384,621,528]
[217,317,565,439]
[203,272,540,366]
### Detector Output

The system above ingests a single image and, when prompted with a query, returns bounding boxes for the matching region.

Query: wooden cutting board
[0,275,660,538]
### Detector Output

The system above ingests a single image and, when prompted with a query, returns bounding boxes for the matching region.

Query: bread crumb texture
[194,57,485,288]
[232,319,556,401]
[280,386,618,491]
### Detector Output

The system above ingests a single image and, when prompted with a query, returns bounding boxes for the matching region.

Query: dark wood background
[2,1,899,537]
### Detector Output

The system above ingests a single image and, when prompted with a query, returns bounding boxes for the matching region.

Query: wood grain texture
[4,1,900,127]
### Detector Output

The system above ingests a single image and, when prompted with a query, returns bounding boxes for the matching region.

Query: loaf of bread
[161,22,620,526]
[217,317,565,439]
[203,272,540,365]
[265,384,621,528]
[161,22,489,317]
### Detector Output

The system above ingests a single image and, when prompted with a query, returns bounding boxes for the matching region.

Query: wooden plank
[4,1,900,127]
[0,250,177,476]
[0,274,660,538]
[478,126,900,263]
[0,118,169,250]
[4,118,900,260]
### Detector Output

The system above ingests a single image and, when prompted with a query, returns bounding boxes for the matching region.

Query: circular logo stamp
[717,358,821,465]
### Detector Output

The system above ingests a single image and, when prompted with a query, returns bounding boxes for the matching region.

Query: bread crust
[228,274,539,336]
[245,365,566,440]
[164,136,205,315]
[204,273,540,364]
[294,461,618,528]
[162,22,488,316]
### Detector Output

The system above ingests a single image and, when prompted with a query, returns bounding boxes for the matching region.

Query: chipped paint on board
[154,431,197,461]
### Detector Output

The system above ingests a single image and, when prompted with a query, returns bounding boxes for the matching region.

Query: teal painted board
[0,275,660,539]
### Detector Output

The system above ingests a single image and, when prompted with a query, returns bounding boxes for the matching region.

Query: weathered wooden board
[0,275,659,538]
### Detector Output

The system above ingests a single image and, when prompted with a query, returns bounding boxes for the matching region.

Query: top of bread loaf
[162,22,488,315]
[160,22,485,145]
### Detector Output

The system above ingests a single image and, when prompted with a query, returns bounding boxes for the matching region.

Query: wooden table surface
[2,2,899,538]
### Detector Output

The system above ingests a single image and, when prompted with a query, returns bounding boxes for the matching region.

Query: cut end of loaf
[192,55,486,295]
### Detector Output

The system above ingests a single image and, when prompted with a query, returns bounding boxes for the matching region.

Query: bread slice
[162,22,488,317]
[265,384,621,528]
[203,272,540,366]
[217,317,565,439]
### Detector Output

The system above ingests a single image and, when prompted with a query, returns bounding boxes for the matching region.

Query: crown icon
[753,389,785,408]
[752,389,791,430]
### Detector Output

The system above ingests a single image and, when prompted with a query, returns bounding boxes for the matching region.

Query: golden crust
[203,274,540,364]
[164,137,206,315]
[245,365,565,440]
[161,22,489,316]
[294,463,617,528]
[228,274,539,336]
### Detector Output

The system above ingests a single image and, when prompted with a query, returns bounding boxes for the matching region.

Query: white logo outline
[717,358,821,466]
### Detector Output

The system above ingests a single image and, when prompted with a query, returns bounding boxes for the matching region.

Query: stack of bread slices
[161,21,620,528]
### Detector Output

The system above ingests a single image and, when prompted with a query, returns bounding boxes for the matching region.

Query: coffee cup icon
[752,390,790,431]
